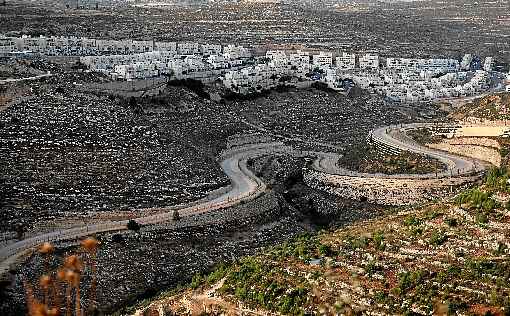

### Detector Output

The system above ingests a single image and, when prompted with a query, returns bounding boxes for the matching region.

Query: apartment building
[200,44,222,56]
[312,52,333,68]
[266,50,287,63]
[289,50,310,67]
[335,52,356,70]
[359,53,379,70]
[483,57,494,72]
[0,37,16,55]
[223,44,251,60]
[461,54,473,70]
[177,42,200,55]
[207,55,230,69]
[154,41,177,53]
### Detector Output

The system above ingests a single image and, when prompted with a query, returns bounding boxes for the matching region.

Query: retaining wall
[303,168,482,206]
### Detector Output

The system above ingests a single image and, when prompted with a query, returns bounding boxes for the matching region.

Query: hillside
[451,93,510,121]
[130,167,510,316]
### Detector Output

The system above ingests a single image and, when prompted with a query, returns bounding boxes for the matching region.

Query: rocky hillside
[131,167,510,316]
[452,93,510,121]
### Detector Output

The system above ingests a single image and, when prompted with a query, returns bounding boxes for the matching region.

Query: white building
[336,52,356,70]
[177,42,200,55]
[0,37,16,55]
[289,50,310,67]
[359,53,379,70]
[207,55,230,69]
[200,44,222,56]
[483,57,494,72]
[461,54,473,71]
[155,41,177,53]
[266,50,287,63]
[114,62,159,80]
[223,44,251,60]
[130,40,154,53]
[312,52,333,68]
[386,58,458,73]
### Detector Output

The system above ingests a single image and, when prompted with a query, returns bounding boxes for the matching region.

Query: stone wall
[303,168,482,206]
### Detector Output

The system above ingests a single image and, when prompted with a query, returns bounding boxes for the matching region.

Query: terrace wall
[303,168,482,206]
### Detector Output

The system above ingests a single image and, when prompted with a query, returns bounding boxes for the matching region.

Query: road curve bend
[0,124,487,276]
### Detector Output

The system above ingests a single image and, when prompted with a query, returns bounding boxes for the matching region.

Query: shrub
[365,260,378,276]
[404,215,421,226]
[190,273,203,289]
[396,270,426,295]
[476,212,488,224]
[127,219,141,231]
[445,217,458,227]
[456,188,498,210]
[207,263,229,284]
[346,236,369,249]
[429,230,448,246]
[485,167,509,192]
[447,299,468,315]
[373,231,386,251]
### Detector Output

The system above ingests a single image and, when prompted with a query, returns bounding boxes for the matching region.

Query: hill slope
[131,167,510,316]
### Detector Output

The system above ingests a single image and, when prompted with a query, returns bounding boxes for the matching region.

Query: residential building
[461,54,473,70]
[483,57,494,72]
[200,44,222,56]
[0,36,16,55]
[177,42,200,55]
[312,51,333,68]
[359,53,379,70]
[336,52,356,70]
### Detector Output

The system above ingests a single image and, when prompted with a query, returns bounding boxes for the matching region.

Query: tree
[16,224,26,240]
[127,219,141,231]
[172,210,180,221]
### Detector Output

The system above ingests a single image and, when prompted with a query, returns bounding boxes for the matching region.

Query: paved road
[0,142,275,275]
[0,73,52,84]
[368,123,486,177]
[0,124,488,276]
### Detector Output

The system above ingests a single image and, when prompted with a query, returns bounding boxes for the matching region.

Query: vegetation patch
[338,143,446,174]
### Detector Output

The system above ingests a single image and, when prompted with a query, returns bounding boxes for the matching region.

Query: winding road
[0,73,53,84]
[0,123,488,277]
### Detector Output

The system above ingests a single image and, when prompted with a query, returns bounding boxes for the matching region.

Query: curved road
[0,124,487,276]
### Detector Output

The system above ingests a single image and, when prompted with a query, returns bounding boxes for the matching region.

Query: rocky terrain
[451,92,510,121]
[0,77,240,237]
[134,166,510,316]
[227,87,446,147]
[0,153,389,315]
[0,76,443,241]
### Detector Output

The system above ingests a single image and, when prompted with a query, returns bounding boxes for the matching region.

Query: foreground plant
[24,237,100,316]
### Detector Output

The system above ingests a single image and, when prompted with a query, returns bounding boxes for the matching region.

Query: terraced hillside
[133,167,510,316]
[452,93,510,121]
